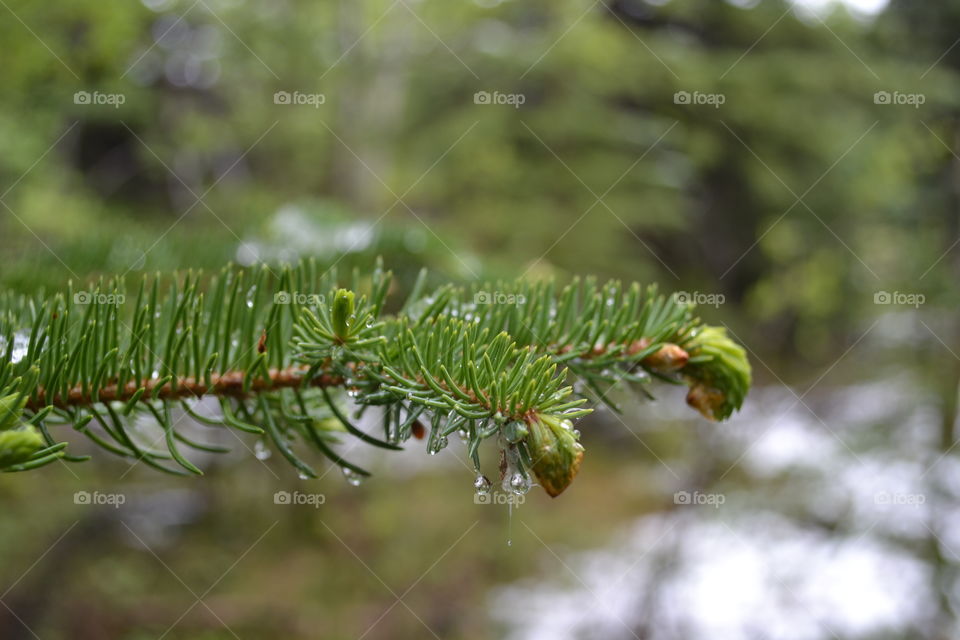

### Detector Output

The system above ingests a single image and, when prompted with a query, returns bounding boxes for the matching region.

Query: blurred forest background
[3,0,960,638]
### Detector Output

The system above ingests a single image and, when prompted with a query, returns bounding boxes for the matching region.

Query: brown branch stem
[26,366,344,411]
[24,340,687,412]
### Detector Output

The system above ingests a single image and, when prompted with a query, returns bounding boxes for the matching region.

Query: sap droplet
[254,440,271,460]
[342,467,364,486]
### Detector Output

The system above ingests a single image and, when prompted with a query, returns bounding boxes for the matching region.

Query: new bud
[642,343,689,373]
[331,289,356,340]
[0,393,27,431]
[685,384,726,421]
[0,427,44,469]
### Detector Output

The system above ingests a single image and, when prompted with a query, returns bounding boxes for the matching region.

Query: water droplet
[254,440,271,460]
[298,472,309,480]
[509,472,531,495]
[429,432,449,455]
[474,474,492,496]
[346,388,359,398]
[365,318,374,328]
[458,428,470,443]
[342,467,363,486]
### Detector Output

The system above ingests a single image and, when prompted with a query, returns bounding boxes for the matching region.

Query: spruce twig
[0,259,751,496]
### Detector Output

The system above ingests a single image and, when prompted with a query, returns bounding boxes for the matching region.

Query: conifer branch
[0,259,751,496]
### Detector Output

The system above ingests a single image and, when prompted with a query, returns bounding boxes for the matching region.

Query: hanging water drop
[254,440,271,460]
[474,474,492,496]
[298,471,309,480]
[429,434,449,455]
[509,472,531,495]
[342,467,363,486]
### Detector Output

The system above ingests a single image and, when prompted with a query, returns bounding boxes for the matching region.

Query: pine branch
[0,259,751,496]
[25,365,339,410]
